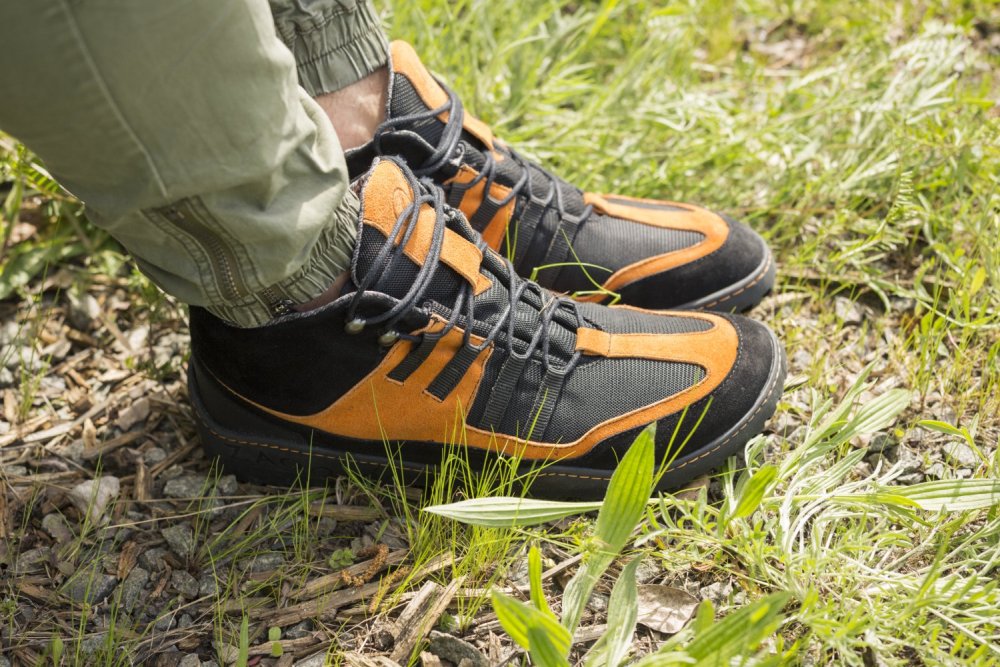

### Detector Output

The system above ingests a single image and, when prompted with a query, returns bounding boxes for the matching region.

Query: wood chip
[4,389,17,426]
[267,553,452,628]
[82,429,144,460]
[342,653,402,667]
[117,540,140,580]
[134,459,151,501]
[574,624,608,644]
[309,501,381,522]
[390,576,466,665]
[293,549,407,601]
[247,634,321,657]
[420,652,443,667]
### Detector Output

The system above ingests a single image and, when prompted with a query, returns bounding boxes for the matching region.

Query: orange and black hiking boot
[345,42,775,313]
[188,158,785,499]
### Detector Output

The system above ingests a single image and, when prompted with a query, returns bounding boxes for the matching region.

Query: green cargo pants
[0,0,388,327]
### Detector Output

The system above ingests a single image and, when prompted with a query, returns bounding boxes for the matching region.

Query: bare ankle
[294,271,351,313]
[314,66,388,151]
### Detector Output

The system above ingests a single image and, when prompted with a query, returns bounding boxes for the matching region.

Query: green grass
[2,0,999,664]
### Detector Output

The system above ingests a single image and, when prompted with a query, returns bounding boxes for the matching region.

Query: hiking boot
[187,158,785,499]
[346,41,775,312]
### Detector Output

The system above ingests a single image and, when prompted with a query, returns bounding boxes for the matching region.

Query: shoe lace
[372,83,594,235]
[344,159,584,377]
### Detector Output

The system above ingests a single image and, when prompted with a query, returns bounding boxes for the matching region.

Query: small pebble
[162,524,196,560]
[199,573,220,598]
[172,570,200,599]
[63,573,117,605]
[67,476,120,525]
[139,547,169,571]
[943,441,978,468]
[143,446,167,465]
[427,631,488,667]
[121,566,150,613]
[42,513,74,543]
[164,474,208,500]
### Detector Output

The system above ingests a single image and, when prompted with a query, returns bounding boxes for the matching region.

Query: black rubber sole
[676,243,776,313]
[187,331,786,500]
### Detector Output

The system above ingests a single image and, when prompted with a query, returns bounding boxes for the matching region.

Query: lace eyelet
[345,318,365,334]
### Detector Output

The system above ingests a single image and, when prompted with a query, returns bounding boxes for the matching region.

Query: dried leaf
[635,584,699,634]
[117,540,140,580]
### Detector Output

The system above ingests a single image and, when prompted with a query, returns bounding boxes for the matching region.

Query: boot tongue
[388,41,495,149]
[351,158,483,306]
[387,41,588,219]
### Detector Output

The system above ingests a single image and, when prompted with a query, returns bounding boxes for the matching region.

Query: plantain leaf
[590,556,641,667]
[634,592,790,667]
[563,424,656,633]
[528,625,572,667]
[885,479,1000,512]
[528,545,553,616]
[838,389,911,442]
[595,422,656,553]
[732,465,778,520]
[493,591,572,657]
[423,496,603,527]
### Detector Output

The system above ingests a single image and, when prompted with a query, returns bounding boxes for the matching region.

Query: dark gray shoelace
[372,84,594,237]
[345,158,584,377]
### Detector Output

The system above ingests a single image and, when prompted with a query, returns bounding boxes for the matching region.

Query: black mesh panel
[545,214,704,293]
[577,302,712,335]
[602,196,688,212]
[544,358,704,442]
[498,358,545,437]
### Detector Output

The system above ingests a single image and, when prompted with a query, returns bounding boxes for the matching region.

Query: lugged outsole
[187,329,786,500]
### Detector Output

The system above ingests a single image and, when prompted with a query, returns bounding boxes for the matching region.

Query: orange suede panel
[241,318,492,446]
[446,165,516,251]
[221,313,738,463]
[582,192,729,292]
[362,161,492,294]
[574,311,737,384]
[390,41,495,148]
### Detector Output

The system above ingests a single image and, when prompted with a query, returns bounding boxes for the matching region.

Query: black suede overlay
[617,215,767,309]
[189,302,421,416]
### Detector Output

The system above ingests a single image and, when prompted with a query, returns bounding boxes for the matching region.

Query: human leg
[0,0,357,327]
[269,0,389,149]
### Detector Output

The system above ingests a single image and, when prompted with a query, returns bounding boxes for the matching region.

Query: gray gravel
[162,524,196,560]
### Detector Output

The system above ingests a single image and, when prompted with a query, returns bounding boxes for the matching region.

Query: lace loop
[350,159,584,378]
[374,84,594,236]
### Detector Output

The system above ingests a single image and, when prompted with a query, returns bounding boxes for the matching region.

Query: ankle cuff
[272,0,389,97]
[206,190,358,327]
